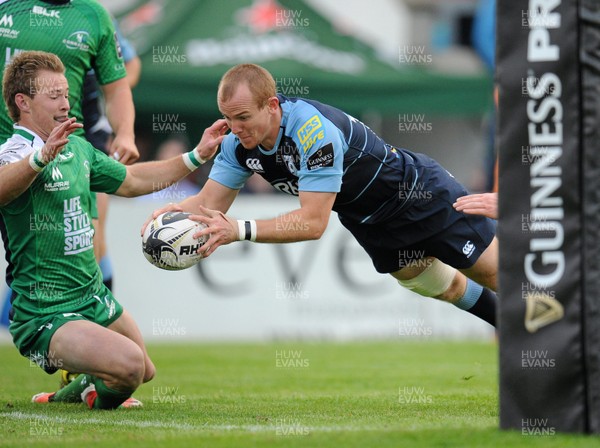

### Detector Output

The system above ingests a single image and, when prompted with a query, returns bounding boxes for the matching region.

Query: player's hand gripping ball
[142,212,208,270]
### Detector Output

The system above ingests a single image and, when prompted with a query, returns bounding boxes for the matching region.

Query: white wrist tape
[28,148,47,172]
[182,146,207,172]
[237,219,257,242]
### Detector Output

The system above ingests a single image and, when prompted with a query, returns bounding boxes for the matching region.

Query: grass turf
[0,341,597,447]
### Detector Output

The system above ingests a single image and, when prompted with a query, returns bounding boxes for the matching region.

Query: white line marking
[0,411,381,433]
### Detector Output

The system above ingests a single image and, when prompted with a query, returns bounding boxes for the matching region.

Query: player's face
[21,70,70,140]
[218,83,279,149]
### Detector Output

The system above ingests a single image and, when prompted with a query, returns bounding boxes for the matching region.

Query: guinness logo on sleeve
[307,143,334,171]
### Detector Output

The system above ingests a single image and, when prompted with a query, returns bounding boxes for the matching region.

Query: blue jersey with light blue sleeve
[210,95,418,224]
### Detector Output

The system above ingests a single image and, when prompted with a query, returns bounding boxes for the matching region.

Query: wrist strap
[28,149,46,172]
[237,219,257,242]
[182,146,207,172]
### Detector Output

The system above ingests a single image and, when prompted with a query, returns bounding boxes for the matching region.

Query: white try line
[0,411,380,433]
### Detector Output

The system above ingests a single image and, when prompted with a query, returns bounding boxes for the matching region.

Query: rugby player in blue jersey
[147,63,498,327]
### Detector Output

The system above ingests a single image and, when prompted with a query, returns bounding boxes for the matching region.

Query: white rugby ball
[142,212,208,270]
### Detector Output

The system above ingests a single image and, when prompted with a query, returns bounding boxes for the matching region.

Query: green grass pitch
[0,341,597,447]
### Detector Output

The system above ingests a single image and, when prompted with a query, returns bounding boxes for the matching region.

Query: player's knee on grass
[143,358,156,383]
[110,346,146,391]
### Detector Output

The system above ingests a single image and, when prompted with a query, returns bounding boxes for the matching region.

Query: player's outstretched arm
[453,192,498,219]
[0,118,82,206]
[139,179,239,237]
[116,119,228,198]
[191,190,337,258]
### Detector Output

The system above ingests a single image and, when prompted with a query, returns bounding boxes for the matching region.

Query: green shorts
[9,284,123,374]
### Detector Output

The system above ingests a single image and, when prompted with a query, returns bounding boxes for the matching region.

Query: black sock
[466,288,497,327]
[454,279,497,327]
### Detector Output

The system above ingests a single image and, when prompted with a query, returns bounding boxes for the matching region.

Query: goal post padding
[497,0,595,433]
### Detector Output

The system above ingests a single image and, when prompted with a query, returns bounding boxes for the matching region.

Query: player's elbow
[305,220,327,240]
[115,172,145,198]
[114,182,139,198]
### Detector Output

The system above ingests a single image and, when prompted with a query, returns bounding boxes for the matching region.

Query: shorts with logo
[338,152,496,274]
[9,284,123,374]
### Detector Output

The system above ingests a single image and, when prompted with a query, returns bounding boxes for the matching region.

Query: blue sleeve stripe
[346,114,354,143]
[337,141,389,207]
[342,125,369,176]
[359,163,419,224]
[344,162,384,206]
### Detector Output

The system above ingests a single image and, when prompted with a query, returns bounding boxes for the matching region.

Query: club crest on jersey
[297,115,324,153]
[57,151,74,162]
[282,154,299,175]
[63,31,90,52]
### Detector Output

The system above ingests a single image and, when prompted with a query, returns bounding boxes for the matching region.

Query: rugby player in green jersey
[0,51,227,409]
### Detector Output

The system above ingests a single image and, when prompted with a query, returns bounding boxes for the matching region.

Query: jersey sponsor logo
[63,196,94,255]
[307,143,334,171]
[272,180,299,196]
[44,165,70,191]
[51,165,63,181]
[297,115,324,152]
[462,240,475,258]
[246,158,264,172]
[0,14,18,39]
[32,6,60,19]
[300,129,324,153]
[30,6,62,27]
[63,31,90,52]
[0,14,12,27]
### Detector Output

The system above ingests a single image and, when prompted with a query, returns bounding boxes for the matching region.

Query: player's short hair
[218,63,276,108]
[2,51,65,122]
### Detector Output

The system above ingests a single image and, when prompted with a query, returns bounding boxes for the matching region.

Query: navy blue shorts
[338,152,496,274]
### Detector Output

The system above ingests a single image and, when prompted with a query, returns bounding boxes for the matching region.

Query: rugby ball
[142,212,208,270]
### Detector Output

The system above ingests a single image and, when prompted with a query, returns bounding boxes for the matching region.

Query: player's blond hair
[218,63,276,108]
[3,51,65,122]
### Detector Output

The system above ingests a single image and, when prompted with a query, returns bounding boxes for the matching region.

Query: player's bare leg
[107,309,155,383]
[49,320,145,390]
[38,312,154,409]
